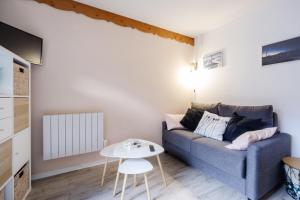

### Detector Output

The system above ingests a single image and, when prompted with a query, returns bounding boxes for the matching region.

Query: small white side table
[99,139,167,196]
[118,159,153,200]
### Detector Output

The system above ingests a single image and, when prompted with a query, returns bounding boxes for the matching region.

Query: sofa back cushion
[191,102,220,114]
[218,104,274,127]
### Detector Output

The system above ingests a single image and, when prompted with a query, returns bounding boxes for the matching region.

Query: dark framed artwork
[262,36,300,66]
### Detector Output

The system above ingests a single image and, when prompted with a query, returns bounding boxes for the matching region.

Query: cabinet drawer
[13,129,30,174]
[0,118,12,142]
[13,63,29,96]
[0,98,12,120]
[14,163,29,200]
[0,139,12,188]
[14,98,29,134]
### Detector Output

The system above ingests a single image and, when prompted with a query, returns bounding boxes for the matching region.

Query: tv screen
[0,21,43,65]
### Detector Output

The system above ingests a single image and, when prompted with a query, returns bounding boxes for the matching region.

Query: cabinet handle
[19,67,24,73]
[0,129,4,132]
[19,170,24,178]
[0,107,3,110]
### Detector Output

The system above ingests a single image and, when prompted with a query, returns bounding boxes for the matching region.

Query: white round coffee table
[100,139,166,195]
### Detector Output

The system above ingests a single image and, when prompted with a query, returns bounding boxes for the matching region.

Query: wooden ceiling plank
[34,0,194,45]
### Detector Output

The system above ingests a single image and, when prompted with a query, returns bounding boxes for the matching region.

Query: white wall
[196,0,300,156]
[0,0,193,175]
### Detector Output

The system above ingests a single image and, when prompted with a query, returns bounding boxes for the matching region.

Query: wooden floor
[28,154,293,200]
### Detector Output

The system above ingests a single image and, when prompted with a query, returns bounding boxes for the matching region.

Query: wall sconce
[191,62,198,72]
[189,62,198,101]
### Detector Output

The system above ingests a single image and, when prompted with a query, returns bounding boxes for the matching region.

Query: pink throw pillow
[165,114,184,130]
[226,127,277,150]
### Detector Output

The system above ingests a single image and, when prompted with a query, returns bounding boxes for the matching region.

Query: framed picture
[203,51,223,69]
[262,36,300,66]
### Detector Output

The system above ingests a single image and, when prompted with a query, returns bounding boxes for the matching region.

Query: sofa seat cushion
[191,137,247,178]
[164,129,202,152]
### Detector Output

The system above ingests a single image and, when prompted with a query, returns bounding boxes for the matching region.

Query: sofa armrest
[162,121,167,132]
[162,121,168,145]
[246,132,291,200]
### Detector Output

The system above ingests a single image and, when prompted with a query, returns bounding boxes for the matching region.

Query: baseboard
[32,158,118,180]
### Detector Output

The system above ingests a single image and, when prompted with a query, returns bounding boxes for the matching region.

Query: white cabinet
[0,98,12,120]
[0,98,13,142]
[0,118,13,142]
[0,46,31,200]
[13,128,30,174]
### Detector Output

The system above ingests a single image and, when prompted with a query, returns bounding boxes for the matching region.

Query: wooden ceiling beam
[34,0,194,46]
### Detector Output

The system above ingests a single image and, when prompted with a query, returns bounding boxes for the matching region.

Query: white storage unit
[0,46,31,200]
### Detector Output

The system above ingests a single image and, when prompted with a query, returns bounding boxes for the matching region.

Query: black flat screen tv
[0,21,43,65]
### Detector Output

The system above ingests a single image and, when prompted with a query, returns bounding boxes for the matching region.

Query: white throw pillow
[165,114,184,130]
[226,127,278,150]
[194,111,231,141]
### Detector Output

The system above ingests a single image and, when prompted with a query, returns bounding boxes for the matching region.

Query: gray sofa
[162,103,291,200]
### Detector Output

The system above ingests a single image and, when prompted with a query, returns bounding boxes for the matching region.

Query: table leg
[101,157,108,186]
[144,173,151,200]
[121,174,128,200]
[113,158,123,196]
[156,155,167,187]
[133,174,137,187]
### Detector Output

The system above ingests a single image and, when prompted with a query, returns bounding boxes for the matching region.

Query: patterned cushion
[194,111,231,141]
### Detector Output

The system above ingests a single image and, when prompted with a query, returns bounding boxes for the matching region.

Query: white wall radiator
[43,112,104,160]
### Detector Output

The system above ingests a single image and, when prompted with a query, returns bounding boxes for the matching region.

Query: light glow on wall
[177,66,201,90]
[177,64,215,92]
